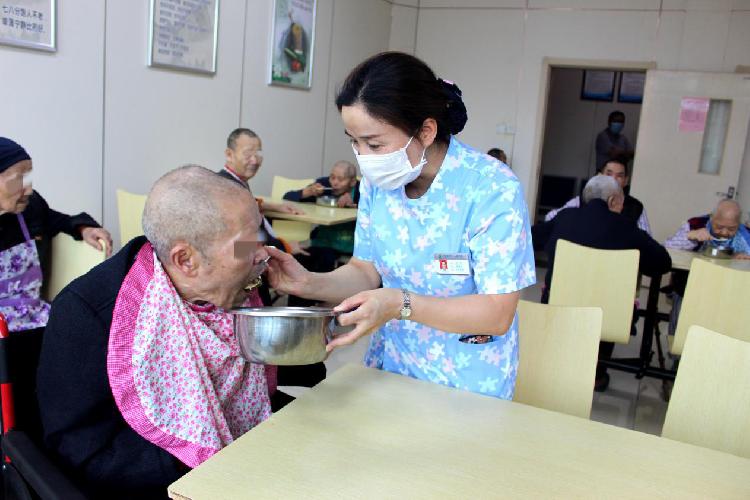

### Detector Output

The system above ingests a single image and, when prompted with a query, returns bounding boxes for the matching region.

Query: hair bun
[438,78,468,135]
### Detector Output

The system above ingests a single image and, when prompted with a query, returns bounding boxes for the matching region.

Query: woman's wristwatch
[399,288,412,320]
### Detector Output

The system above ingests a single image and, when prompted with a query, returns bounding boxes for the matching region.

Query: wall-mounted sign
[679,97,709,133]
[148,0,219,75]
[618,71,645,103]
[269,0,316,90]
[581,70,615,102]
[0,0,55,52]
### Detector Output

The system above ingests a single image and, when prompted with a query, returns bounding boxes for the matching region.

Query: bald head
[710,199,743,239]
[331,160,357,179]
[142,165,257,263]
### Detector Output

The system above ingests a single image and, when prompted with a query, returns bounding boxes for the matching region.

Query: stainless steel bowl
[702,245,733,259]
[232,307,338,365]
[315,195,338,207]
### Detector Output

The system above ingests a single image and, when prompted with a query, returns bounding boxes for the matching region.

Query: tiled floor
[279,266,674,435]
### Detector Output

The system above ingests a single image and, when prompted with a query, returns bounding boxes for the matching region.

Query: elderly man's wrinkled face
[226,135,263,181]
[710,213,740,240]
[328,164,356,196]
[0,160,33,214]
[196,196,268,309]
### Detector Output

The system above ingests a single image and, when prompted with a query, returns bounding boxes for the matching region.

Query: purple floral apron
[0,214,50,332]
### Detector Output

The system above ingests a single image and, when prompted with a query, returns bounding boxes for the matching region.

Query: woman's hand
[328,288,401,351]
[264,245,312,296]
[80,227,113,257]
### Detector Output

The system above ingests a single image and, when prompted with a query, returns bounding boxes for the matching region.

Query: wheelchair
[0,314,87,500]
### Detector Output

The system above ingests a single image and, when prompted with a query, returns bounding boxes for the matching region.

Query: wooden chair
[44,233,107,301]
[662,325,750,458]
[116,189,147,246]
[270,176,314,242]
[669,258,750,355]
[515,301,602,419]
[549,239,640,344]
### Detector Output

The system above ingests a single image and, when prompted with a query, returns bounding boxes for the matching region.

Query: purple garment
[0,214,49,332]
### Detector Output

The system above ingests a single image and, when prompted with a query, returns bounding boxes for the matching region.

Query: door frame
[528,57,656,218]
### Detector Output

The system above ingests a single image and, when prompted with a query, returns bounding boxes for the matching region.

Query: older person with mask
[532,175,671,391]
[37,166,273,499]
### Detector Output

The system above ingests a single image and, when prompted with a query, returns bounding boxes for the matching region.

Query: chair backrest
[270,177,315,243]
[549,239,639,344]
[116,189,147,246]
[271,176,315,200]
[44,233,107,301]
[670,258,750,355]
[662,325,750,458]
[514,301,602,419]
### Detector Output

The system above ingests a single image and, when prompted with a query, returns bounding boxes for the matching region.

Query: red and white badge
[433,253,470,275]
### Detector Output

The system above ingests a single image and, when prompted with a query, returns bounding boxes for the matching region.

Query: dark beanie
[0,137,31,174]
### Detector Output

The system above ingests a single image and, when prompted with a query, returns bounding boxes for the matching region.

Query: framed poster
[269,0,316,89]
[148,0,219,75]
[0,0,55,52]
[618,71,645,103]
[581,70,615,102]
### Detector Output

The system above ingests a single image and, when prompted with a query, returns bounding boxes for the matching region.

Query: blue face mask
[609,122,624,134]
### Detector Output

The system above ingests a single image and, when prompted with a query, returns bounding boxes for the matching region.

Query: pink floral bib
[108,243,271,467]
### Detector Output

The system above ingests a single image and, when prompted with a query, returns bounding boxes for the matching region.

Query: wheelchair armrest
[2,430,88,500]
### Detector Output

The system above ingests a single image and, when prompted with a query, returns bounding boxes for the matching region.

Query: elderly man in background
[37,166,274,499]
[532,175,671,392]
[665,199,750,258]
[283,160,359,208]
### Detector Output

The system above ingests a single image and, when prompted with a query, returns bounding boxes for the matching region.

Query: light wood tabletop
[260,197,357,226]
[169,364,750,499]
[667,248,750,271]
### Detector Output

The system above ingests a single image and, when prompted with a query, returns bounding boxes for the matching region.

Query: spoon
[244,256,272,291]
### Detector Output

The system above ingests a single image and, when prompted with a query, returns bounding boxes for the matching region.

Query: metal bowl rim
[231,306,335,318]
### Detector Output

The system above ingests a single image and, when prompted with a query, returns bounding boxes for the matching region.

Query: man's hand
[80,227,113,257]
[278,203,305,215]
[302,183,325,199]
[687,228,711,242]
[336,192,356,208]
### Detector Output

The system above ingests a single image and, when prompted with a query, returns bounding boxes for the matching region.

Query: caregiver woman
[267,52,536,399]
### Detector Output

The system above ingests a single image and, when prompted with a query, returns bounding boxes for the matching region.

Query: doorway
[534,65,647,223]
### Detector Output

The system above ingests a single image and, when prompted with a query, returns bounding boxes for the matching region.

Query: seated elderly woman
[37,166,274,498]
[0,137,112,438]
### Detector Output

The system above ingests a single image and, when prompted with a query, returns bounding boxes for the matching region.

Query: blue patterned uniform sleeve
[352,176,374,262]
[468,173,536,294]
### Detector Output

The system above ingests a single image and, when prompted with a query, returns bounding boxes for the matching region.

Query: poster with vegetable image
[269,0,316,89]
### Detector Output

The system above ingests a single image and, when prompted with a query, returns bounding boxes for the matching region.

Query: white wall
[0,1,105,220]
[0,0,392,247]
[390,0,750,214]
[540,68,642,180]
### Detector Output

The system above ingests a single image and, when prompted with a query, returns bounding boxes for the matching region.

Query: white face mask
[351,136,427,191]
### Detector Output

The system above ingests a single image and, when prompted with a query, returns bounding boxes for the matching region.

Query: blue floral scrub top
[354,136,536,399]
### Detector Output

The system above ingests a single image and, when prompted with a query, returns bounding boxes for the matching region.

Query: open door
[630,71,750,243]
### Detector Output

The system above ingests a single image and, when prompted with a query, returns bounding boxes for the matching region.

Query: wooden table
[260,197,357,226]
[169,365,750,499]
[668,248,750,271]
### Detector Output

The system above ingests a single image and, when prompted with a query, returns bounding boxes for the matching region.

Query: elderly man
[532,175,671,391]
[37,166,273,498]
[283,160,359,208]
[665,199,750,258]
[545,157,651,234]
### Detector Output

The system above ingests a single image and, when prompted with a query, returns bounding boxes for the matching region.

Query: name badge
[433,253,470,275]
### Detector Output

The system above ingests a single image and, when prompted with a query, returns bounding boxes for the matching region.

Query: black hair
[487,148,505,159]
[608,111,625,123]
[335,52,467,144]
[598,156,629,175]
[227,128,258,150]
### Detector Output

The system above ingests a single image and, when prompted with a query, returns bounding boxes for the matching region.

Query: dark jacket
[282,176,360,204]
[532,199,671,302]
[37,237,183,499]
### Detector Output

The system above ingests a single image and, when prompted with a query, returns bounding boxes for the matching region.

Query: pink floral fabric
[108,243,271,467]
